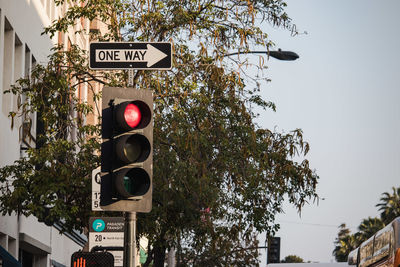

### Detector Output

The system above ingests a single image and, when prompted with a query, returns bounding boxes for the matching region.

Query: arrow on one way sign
[90,42,172,70]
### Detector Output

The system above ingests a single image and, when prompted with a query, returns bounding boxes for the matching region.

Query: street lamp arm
[225,49,299,61]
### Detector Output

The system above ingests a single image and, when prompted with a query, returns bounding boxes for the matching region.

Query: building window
[20,45,34,153]
[24,45,31,78]
[2,16,13,116]
[46,0,51,20]
[14,33,23,111]
[19,250,33,267]
[50,0,56,22]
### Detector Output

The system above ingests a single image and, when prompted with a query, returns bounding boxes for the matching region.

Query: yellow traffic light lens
[115,134,151,163]
[124,136,141,162]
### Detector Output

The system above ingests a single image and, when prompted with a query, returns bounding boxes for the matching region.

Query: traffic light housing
[71,251,114,267]
[100,87,153,212]
[267,236,281,263]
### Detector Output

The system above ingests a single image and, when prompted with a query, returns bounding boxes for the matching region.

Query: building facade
[0,0,93,266]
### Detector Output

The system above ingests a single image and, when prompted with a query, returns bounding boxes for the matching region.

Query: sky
[252,0,400,264]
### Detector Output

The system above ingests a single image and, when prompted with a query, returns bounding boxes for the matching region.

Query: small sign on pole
[92,167,102,211]
[89,217,125,267]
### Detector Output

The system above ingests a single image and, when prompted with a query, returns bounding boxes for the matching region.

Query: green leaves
[281,255,304,263]
[2,0,317,265]
[144,54,318,263]
[376,187,400,224]
[0,45,101,233]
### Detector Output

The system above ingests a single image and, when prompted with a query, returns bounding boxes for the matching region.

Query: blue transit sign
[89,42,172,70]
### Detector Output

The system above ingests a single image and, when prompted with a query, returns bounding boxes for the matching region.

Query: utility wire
[278,220,357,229]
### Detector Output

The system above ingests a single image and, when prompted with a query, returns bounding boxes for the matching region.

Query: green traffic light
[115,168,151,197]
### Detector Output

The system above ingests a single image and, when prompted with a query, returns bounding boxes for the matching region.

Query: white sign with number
[89,217,125,267]
[92,167,102,211]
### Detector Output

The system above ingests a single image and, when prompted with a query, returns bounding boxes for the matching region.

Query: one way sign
[89,42,172,70]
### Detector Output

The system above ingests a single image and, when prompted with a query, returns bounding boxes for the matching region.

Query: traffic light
[71,251,114,267]
[100,87,153,212]
[267,236,281,263]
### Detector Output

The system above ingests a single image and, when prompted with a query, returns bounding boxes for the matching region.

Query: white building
[0,0,94,266]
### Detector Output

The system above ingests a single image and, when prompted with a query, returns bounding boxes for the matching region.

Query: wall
[0,0,89,266]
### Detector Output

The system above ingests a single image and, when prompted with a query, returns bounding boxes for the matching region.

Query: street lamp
[225,48,299,61]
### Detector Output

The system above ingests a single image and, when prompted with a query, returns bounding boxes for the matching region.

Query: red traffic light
[124,103,141,128]
[114,101,151,130]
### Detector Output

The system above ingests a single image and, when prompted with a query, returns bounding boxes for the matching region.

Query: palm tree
[333,187,400,262]
[376,187,400,224]
[333,224,359,262]
[333,218,385,262]
[357,217,385,241]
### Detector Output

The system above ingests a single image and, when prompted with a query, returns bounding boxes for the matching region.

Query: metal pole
[128,69,134,87]
[124,212,136,267]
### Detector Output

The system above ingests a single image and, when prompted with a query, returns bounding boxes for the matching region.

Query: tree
[1,0,319,266]
[333,224,359,262]
[281,255,304,263]
[333,217,386,262]
[357,217,385,241]
[332,185,400,262]
[376,187,400,224]
[0,45,101,231]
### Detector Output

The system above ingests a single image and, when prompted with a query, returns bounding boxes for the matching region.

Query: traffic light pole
[124,212,137,267]
[128,70,134,87]
[125,72,134,267]
[124,71,136,267]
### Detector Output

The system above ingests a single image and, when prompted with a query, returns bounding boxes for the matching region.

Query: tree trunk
[167,247,176,267]
[153,245,166,267]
